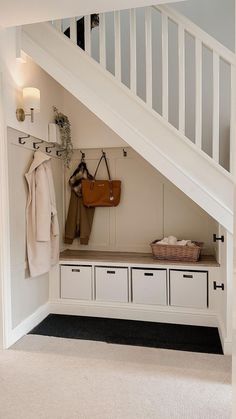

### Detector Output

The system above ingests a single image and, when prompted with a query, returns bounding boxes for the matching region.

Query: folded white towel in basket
[176,240,192,246]
[156,236,193,246]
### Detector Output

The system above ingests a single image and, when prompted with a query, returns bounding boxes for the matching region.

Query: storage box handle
[183,274,193,278]
[72,269,80,272]
[144,272,154,276]
[107,270,116,274]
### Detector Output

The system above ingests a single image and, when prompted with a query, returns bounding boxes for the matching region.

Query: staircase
[21,5,235,232]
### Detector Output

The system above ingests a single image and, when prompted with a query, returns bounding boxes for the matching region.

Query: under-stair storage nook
[2,1,234,357]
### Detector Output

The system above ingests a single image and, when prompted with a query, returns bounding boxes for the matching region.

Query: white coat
[25,150,59,278]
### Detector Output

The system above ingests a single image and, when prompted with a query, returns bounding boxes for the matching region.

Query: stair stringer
[22,22,234,233]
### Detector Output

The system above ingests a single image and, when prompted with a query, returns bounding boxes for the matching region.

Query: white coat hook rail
[17,133,64,158]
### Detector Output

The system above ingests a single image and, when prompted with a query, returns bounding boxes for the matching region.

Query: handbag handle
[94,153,112,181]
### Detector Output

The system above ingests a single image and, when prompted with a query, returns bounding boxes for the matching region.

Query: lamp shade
[23,87,40,113]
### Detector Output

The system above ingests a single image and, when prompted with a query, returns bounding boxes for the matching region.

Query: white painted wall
[8,128,64,328]
[1,38,64,141]
[64,148,218,254]
[62,90,127,149]
[172,0,235,52]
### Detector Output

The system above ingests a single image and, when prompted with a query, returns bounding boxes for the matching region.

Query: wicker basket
[150,240,203,262]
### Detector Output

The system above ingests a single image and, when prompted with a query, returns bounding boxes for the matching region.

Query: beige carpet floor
[0,335,232,419]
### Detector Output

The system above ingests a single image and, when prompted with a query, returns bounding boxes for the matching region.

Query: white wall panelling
[64,148,218,254]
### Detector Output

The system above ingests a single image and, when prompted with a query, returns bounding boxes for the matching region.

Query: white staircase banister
[154,4,236,65]
[85,15,91,55]
[51,4,236,175]
[21,21,235,233]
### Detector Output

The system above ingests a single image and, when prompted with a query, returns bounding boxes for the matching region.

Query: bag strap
[70,161,93,183]
[94,153,111,180]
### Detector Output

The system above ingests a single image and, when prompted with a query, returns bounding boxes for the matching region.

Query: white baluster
[99,13,106,68]
[130,9,137,94]
[230,65,236,174]
[178,24,185,134]
[85,15,91,55]
[195,39,202,149]
[145,7,152,107]
[162,13,169,119]
[212,52,220,163]
[114,11,121,81]
[70,17,77,43]
[54,20,62,32]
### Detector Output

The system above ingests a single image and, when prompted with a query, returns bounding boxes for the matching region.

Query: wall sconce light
[16,87,40,123]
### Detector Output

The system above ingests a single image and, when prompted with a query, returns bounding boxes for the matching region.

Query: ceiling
[0,0,185,27]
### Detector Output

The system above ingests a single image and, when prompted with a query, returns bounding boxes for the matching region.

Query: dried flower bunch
[53,106,73,167]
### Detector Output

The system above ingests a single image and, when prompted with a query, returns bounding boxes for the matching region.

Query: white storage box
[61,265,92,300]
[169,270,208,309]
[132,268,167,305]
[95,266,128,302]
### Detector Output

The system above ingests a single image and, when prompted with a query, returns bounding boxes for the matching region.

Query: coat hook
[33,139,44,150]
[80,150,85,160]
[123,148,127,157]
[102,149,106,157]
[56,149,66,157]
[45,144,56,153]
[18,134,30,145]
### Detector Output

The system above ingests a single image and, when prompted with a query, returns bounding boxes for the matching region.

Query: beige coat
[25,151,59,278]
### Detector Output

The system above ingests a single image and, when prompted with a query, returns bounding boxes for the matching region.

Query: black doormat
[29,314,223,354]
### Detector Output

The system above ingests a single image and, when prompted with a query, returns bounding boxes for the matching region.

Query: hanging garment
[25,150,59,278]
[64,161,95,245]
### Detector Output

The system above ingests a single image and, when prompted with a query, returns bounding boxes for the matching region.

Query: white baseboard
[49,300,218,328]
[7,302,50,348]
[217,315,232,355]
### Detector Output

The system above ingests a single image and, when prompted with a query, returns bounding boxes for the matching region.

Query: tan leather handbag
[82,153,121,207]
